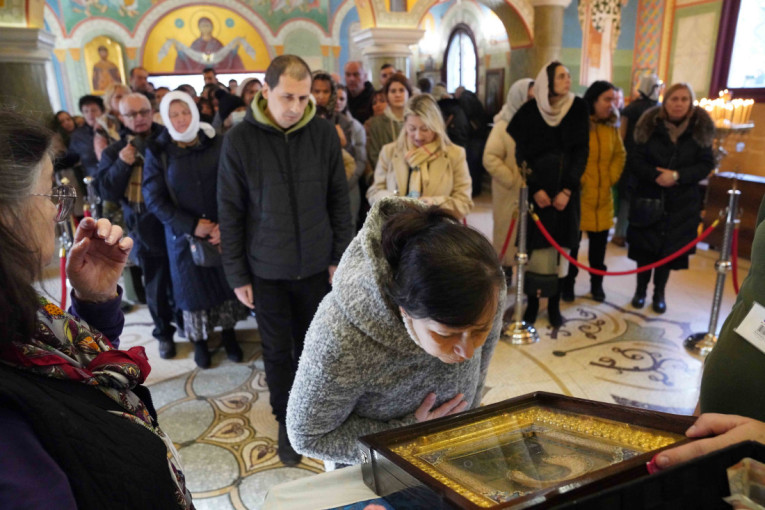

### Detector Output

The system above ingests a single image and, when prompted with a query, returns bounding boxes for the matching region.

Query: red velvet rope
[531,212,721,276]
[732,225,740,295]
[498,215,518,261]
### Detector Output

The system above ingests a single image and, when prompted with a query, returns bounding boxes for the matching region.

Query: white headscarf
[494,78,534,123]
[237,77,258,99]
[638,73,662,101]
[532,62,575,127]
[159,91,215,143]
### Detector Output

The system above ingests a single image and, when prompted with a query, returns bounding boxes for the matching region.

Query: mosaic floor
[38,194,748,509]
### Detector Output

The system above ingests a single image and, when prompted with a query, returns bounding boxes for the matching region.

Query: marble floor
[37,193,748,509]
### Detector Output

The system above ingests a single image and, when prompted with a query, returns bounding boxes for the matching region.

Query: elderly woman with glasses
[0,109,195,508]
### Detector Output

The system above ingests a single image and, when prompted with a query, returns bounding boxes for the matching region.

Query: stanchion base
[684,332,717,356]
[502,321,540,345]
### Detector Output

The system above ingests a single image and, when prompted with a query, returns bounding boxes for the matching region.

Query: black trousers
[566,230,609,283]
[253,271,330,424]
[138,253,176,341]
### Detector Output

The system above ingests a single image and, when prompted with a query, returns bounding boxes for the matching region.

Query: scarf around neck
[404,138,441,198]
[532,62,575,127]
[0,297,194,509]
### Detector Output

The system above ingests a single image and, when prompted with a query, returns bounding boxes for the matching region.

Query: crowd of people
[3,53,763,507]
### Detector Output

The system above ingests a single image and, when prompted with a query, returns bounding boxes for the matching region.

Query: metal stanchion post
[502,175,539,344]
[684,188,741,355]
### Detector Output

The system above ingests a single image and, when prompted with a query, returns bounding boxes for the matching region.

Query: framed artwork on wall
[485,68,505,117]
[84,36,126,94]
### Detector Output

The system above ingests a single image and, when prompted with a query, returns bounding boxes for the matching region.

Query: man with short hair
[228,78,238,94]
[203,67,217,85]
[219,55,352,467]
[98,93,179,359]
[67,95,105,178]
[129,67,150,93]
[343,61,375,124]
[379,63,395,87]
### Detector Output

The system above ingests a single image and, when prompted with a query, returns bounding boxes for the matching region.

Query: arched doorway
[443,23,478,92]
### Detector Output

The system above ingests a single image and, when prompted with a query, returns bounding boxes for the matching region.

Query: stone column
[353,27,425,88]
[0,27,55,116]
[528,0,572,76]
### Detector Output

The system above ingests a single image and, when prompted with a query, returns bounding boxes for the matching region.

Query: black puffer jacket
[218,94,353,288]
[626,106,715,265]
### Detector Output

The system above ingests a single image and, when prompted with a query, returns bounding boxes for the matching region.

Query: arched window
[444,24,478,93]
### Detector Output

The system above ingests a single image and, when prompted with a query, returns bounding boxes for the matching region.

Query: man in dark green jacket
[218,55,353,467]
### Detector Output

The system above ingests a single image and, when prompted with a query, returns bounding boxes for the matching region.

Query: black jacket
[627,106,715,264]
[67,125,99,178]
[438,98,470,148]
[348,81,375,124]
[217,101,353,288]
[97,123,167,260]
[507,98,590,252]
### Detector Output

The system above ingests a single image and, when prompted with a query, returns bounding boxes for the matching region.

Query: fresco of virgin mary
[173,16,245,72]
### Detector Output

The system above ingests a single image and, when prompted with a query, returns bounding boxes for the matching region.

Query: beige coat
[483,119,522,265]
[367,141,473,219]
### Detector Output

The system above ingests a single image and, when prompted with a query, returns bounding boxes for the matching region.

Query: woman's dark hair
[583,80,615,115]
[384,73,413,99]
[546,61,564,97]
[381,204,503,327]
[0,109,54,344]
[312,71,337,112]
[78,94,104,113]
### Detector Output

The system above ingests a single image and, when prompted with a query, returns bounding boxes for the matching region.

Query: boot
[278,422,302,467]
[548,293,563,328]
[194,340,211,369]
[590,275,606,302]
[523,295,539,324]
[561,277,575,302]
[652,267,669,314]
[222,328,243,362]
[631,270,650,309]
[652,293,667,314]
[158,337,176,359]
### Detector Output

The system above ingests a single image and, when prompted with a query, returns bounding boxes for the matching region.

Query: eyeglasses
[31,184,77,222]
[122,108,152,120]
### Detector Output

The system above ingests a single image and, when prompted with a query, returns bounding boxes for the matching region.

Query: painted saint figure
[92,46,121,91]
[174,17,245,73]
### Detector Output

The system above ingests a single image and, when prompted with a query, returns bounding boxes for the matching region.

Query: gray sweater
[286,198,505,464]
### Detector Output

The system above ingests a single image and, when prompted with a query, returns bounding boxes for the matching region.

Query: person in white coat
[367,94,473,219]
[482,78,534,284]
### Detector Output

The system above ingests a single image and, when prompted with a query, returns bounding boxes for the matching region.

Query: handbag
[160,153,222,267]
[524,272,559,298]
[629,196,664,228]
[187,235,222,267]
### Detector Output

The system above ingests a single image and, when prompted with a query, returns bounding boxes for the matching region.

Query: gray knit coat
[286,198,505,465]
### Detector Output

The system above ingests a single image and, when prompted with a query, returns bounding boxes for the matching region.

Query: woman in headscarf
[561,80,625,303]
[507,61,589,327]
[367,94,473,219]
[483,78,534,285]
[143,91,248,368]
[627,82,714,313]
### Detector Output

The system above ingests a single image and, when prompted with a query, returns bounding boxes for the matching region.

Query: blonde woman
[367,94,473,219]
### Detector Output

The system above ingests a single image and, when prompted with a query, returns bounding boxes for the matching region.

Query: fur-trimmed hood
[634,105,715,147]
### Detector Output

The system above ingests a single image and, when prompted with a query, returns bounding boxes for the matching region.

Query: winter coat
[143,129,235,312]
[619,97,659,194]
[97,124,167,261]
[67,124,100,178]
[366,113,404,172]
[348,81,375,125]
[286,198,505,465]
[367,141,474,219]
[438,98,470,148]
[626,106,715,265]
[507,97,590,252]
[580,117,626,232]
[483,119,522,265]
[700,195,765,422]
[217,92,353,288]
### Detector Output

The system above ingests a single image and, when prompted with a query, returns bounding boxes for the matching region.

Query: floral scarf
[0,297,194,509]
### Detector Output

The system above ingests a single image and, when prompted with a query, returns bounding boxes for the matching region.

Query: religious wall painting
[52,0,153,34]
[83,35,126,93]
[485,68,504,117]
[240,0,329,34]
[142,5,270,74]
[578,0,628,84]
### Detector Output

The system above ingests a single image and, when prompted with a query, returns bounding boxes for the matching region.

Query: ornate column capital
[0,27,55,64]
[353,27,425,58]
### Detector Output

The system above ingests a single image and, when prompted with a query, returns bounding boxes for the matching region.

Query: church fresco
[142,5,270,73]
[48,0,154,34]
[239,0,330,34]
[84,35,126,92]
